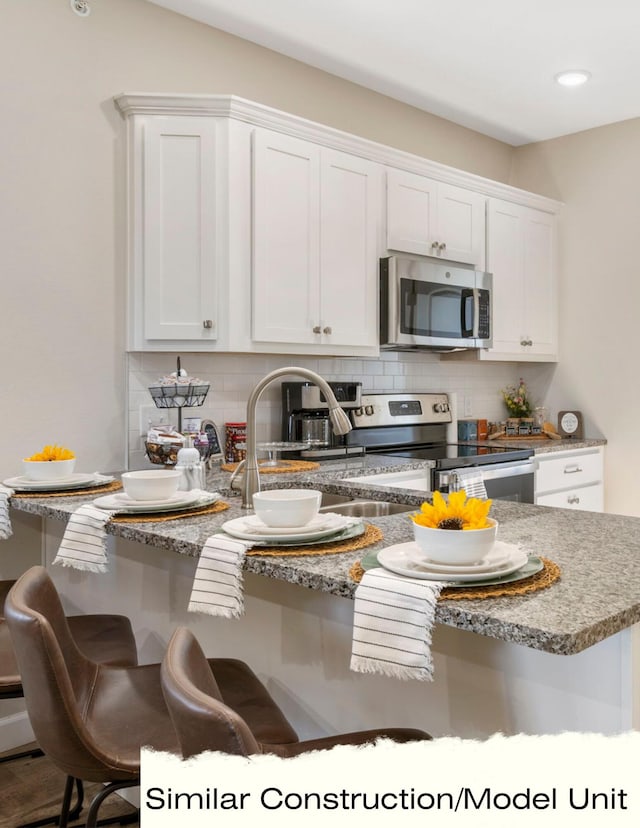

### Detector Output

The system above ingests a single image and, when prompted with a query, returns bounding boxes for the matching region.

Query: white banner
[141,732,640,827]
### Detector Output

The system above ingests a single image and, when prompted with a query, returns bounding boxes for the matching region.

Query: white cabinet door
[522,209,556,357]
[252,130,321,344]
[143,118,217,341]
[535,448,604,513]
[386,170,485,267]
[319,150,380,348]
[485,198,557,361]
[252,133,379,350]
[436,182,486,268]
[386,169,437,257]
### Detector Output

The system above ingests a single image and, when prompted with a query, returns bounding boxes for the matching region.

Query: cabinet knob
[203,319,213,329]
[323,326,332,335]
[567,495,580,505]
[313,325,322,334]
[438,242,447,251]
[431,241,440,250]
[520,338,533,346]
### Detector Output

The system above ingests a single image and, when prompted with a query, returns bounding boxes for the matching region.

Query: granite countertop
[460,437,606,453]
[10,445,636,660]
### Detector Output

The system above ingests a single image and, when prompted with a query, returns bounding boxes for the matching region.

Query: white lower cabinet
[535,447,604,512]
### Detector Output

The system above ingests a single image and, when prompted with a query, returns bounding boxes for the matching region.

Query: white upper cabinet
[484,198,557,361]
[116,94,561,358]
[137,117,219,345]
[386,169,486,268]
[252,130,380,352]
[252,131,321,345]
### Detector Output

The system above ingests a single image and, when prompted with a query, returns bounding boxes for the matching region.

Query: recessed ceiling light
[554,70,591,87]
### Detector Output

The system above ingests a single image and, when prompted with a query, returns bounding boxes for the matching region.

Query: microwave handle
[460,289,478,338]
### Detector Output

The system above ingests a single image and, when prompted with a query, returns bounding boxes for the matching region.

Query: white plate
[221,513,356,542]
[3,473,114,492]
[404,541,514,574]
[227,521,366,548]
[377,542,528,582]
[93,490,219,513]
[235,514,337,536]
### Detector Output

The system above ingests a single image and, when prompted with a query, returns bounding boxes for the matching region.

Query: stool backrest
[161,626,261,759]
[5,566,108,779]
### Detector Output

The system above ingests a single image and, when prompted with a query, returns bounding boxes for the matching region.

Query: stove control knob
[354,407,363,417]
[364,405,374,416]
[433,402,449,413]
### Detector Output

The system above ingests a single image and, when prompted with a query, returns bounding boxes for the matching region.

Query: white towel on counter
[450,468,488,500]
[52,503,117,574]
[350,567,445,682]
[0,485,14,540]
[188,535,253,619]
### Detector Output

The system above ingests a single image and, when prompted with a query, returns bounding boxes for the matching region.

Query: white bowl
[252,488,321,528]
[412,518,498,565]
[121,469,182,501]
[22,458,76,481]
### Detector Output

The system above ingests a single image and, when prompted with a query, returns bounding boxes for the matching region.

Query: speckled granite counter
[470,437,606,453]
[9,447,637,661]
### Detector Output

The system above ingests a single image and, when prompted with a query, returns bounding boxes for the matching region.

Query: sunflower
[410,491,492,530]
[25,444,75,462]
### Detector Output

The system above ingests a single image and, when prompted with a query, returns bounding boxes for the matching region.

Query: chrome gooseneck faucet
[240,367,352,509]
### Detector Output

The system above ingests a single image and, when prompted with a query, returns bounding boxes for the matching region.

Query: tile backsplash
[127,352,556,469]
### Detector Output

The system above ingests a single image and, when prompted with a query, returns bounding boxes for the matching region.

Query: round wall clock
[558,410,584,439]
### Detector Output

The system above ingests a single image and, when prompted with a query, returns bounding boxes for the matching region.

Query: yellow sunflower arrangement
[410,490,493,531]
[25,444,75,462]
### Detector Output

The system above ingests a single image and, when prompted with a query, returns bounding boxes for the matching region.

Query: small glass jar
[533,406,549,428]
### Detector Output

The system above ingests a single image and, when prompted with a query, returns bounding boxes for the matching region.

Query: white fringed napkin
[52,503,117,573]
[350,566,445,681]
[450,468,488,500]
[0,485,14,540]
[188,535,253,619]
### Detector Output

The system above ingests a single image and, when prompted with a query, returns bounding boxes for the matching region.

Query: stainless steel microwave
[380,255,492,351]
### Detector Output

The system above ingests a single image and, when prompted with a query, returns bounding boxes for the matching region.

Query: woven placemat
[11,480,123,498]
[348,555,560,600]
[246,523,383,557]
[110,500,230,523]
[221,459,320,474]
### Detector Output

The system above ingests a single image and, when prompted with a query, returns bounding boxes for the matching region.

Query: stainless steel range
[347,392,534,503]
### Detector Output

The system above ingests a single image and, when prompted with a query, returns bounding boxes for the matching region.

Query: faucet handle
[229,458,246,491]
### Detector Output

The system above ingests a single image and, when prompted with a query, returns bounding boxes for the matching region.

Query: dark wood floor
[0,744,139,828]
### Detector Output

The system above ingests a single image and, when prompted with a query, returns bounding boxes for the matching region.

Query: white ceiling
[148,0,640,146]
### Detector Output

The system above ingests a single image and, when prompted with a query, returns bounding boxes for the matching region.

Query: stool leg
[67,778,85,821]
[85,780,139,828]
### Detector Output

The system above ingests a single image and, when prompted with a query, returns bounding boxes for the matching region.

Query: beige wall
[4,0,625,519]
[511,118,640,516]
[0,0,514,479]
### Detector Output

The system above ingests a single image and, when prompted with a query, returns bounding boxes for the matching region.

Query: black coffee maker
[281,381,364,459]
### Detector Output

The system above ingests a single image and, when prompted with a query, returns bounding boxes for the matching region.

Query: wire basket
[148,383,210,409]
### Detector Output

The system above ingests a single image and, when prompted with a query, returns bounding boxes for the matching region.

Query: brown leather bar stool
[4,567,307,828]
[161,626,431,760]
[1,577,139,827]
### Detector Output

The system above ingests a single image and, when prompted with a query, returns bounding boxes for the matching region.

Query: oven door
[435,460,535,503]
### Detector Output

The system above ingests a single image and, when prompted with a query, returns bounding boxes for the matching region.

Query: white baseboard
[0,711,35,753]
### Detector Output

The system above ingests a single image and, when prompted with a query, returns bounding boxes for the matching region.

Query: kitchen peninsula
[6,449,638,746]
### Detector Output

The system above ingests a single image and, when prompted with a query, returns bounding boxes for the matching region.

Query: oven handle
[472,460,535,481]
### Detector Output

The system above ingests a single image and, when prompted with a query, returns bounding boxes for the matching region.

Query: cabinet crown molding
[114,93,562,215]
